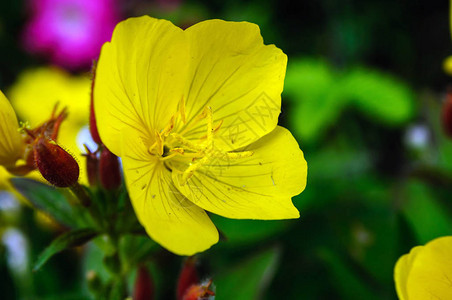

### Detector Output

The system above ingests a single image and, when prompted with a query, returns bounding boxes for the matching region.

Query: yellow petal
[0,90,22,166]
[394,246,423,300]
[172,126,306,219]
[121,129,218,255]
[8,67,90,126]
[179,20,287,151]
[404,236,452,299]
[95,16,189,156]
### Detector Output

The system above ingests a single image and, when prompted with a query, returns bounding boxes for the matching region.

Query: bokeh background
[1,0,451,299]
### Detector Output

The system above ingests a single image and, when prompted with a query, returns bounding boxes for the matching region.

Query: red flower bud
[83,145,99,187]
[442,92,452,138]
[90,64,102,144]
[33,138,79,187]
[133,266,154,300]
[99,147,121,190]
[177,257,199,300]
[182,279,215,300]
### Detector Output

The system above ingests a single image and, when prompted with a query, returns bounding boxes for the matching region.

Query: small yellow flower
[0,85,72,180]
[394,236,452,300]
[443,55,452,76]
[94,16,307,255]
[8,67,91,183]
[0,90,24,168]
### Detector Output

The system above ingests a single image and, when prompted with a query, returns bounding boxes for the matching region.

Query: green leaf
[402,180,452,244]
[34,228,99,271]
[318,249,380,300]
[343,68,416,125]
[284,58,335,101]
[284,58,415,143]
[290,88,348,143]
[215,247,280,300]
[211,215,289,246]
[10,178,86,228]
[284,58,348,143]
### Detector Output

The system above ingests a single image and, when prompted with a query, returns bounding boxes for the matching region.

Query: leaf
[10,177,85,228]
[402,180,452,244]
[290,87,348,143]
[284,58,348,143]
[283,58,415,143]
[284,58,335,101]
[211,215,289,246]
[215,247,280,300]
[318,249,381,300]
[343,68,416,125]
[34,228,99,271]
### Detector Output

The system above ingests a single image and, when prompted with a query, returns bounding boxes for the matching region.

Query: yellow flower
[0,87,72,186]
[0,90,24,168]
[0,90,43,195]
[443,55,452,76]
[394,236,452,300]
[7,67,91,184]
[94,16,307,255]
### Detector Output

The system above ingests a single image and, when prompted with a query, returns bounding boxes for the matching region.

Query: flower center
[148,99,253,185]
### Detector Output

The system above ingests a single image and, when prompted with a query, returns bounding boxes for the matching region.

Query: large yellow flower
[394,236,452,299]
[94,16,307,255]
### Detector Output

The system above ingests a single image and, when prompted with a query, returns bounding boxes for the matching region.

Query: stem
[70,182,92,207]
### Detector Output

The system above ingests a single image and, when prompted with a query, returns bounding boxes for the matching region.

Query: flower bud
[99,147,121,190]
[33,138,79,187]
[182,279,215,300]
[90,65,102,144]
[84,145,99,186]
[133,266,154,300]
[442,92,452,138]
[177,257,199,300]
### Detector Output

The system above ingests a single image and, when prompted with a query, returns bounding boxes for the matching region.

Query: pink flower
[22,0,120,70]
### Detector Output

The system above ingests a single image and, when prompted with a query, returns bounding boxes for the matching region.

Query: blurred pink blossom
[22,0,120,70]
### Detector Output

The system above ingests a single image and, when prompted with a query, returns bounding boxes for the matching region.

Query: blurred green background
[1,0,451,299]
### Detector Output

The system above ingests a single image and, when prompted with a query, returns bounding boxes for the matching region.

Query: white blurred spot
[0,192,20,213]
[2,228,28,274]
[405,124,430,149]
[76,125,97,153]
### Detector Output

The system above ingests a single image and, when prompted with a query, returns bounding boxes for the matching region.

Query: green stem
[70,182,92,207]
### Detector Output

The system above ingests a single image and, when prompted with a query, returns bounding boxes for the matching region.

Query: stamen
[178,105,211,136]
[170,148,185,155]
[170,133,204,153]
[200,120,223,140]
[160,152,179,161]
[155,130,164,156]
[151,105,254,186]
[225,151,254,159]
[148,141,157,154]
[181,156,209,185]
[212,120,223,133]
[179,97,186,124]
[161,115,175,137]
